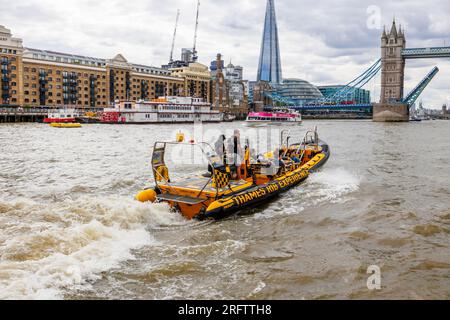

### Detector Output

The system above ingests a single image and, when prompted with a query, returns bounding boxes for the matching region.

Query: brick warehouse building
[0,26,212,109]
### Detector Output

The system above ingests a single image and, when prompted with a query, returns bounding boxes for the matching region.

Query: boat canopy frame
[151,141,230,199]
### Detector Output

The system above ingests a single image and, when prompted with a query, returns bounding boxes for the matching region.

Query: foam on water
[304,167,361,205]
[0,196,183,300]
[252,168,360,220]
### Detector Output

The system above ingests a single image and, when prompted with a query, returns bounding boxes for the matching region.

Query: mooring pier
[0,108,47,123]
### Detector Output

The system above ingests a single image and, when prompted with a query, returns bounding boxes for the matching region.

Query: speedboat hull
[136,130,330,221]
[199,143,329,220]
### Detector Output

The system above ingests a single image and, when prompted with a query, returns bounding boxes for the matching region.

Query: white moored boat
[245,108,302,126]
[101,97,223,124]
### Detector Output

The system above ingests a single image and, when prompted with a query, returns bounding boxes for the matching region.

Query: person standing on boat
[214,135,227,166]
[227,129,243,178]
[205,135,227,177]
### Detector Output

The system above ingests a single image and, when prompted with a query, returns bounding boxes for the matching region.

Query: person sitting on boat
[267,148,286,176]
[291,155,301,163]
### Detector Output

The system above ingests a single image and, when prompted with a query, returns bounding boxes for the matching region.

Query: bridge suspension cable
[320,59,381,104]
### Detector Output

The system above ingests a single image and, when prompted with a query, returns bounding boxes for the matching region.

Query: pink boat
[245,108,302,126]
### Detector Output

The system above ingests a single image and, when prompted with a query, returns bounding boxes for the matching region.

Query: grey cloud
[1,0,450,107]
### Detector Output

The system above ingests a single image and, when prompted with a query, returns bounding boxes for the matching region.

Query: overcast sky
[2,0,450,108]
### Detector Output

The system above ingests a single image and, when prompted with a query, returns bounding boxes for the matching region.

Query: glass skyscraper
[257,0,282,85]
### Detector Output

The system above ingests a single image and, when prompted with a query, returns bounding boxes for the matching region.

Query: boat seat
[157,193,206,205]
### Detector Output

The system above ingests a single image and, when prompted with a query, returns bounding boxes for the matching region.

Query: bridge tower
[374,20,410,122]
[380,20,406,103]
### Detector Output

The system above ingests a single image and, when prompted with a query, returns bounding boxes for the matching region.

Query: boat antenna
[192,0,200,62]
[169,9,181,63]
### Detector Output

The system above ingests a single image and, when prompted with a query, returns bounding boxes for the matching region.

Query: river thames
[0,120,449,299]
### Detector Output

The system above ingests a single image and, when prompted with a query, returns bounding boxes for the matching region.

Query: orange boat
[136,128,330,220]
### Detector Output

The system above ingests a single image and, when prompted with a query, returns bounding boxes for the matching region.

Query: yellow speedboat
[50,123,82,128]
[136,128,330,220]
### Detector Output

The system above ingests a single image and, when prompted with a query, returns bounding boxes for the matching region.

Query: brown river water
[0,120,449,300]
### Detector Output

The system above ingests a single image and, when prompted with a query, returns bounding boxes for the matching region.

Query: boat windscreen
[158,143,215,180]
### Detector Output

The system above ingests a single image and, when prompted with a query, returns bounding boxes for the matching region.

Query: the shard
[257,0,283,85]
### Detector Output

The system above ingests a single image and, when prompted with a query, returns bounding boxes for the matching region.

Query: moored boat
[101,97,224,124]
[44,108,79,123]
[76,111,101,123]
[50,122,82,128]
[246,108,302,126]
[136,128,329,220]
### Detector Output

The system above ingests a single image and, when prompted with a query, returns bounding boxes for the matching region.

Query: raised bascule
[257,18,450,122]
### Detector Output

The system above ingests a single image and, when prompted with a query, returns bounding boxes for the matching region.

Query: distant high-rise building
[225,62,243,81]
[257,0,282,85]
[211,53,248,118]
[162,48,193,70]
[210,56,224,78]
[181,48,194,63]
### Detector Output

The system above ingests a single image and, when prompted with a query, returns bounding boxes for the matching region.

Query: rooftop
[23,48,170,76]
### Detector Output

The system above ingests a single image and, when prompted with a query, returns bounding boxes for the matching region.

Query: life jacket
[155,165,170,182]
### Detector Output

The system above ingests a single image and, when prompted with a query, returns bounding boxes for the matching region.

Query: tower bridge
[253,6,449,121]
[374,19,450,122]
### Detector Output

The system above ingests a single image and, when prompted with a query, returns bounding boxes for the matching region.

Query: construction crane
[192,0,200,62]
[169,9,180,63]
